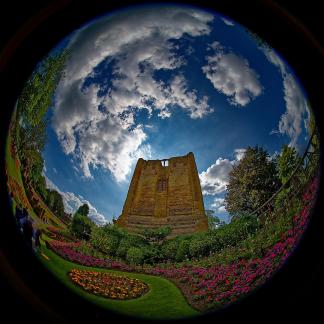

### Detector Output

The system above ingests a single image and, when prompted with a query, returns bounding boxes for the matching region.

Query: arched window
[157,179,168,192]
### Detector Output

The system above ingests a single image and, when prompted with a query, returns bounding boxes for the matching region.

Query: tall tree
[15,50,68,198]
[46,189,65,218]
[225,146,280,219]
[70,213,95,240]
[276,145,301,184]
[76,203,90,217]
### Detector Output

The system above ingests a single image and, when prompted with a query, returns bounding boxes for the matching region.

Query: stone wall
[116,152,208,236]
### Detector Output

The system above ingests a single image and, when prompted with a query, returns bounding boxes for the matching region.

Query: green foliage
[225,146,280,218]
[276,145,301,184]
[76,204,90,217]
[175,240,190,262]
[45,189,65,218]
[274,188,290,212]
[161,239,179,261]
[305,107,320,176]
[126,247,145,265]
[70,213,95,240]
[74,240,107,259]
[143,226,172,243]
[116,235,146,259]
[17,51,68,128]
[185,214,259,259]
[13,50,68,220]
[188,235,211,258]
[307,105,319,149]
[142,245,163,265]
[90,226,120,256]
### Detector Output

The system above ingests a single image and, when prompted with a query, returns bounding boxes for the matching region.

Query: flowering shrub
[47,240,134,271]
[69,269,149,300]
[47,176,318,312]
[144,176,319,311]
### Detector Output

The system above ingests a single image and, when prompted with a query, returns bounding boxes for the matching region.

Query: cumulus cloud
[77,116,149,181]
[167,75,214,119]
[44,175,107,225]
[221,18,235,26]
[211,197,226,213]
[199,148,246,195]
[202,41,263,106]
[199,158,233,195]
[262,47,310,147]
[53,7,214,181]
[278,74,309,147]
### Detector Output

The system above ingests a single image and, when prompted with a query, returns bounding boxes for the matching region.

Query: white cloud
[199,148,246,195]
[278,74,309,147]
[202,42,263,106]
[167,74,214,119]
[53,7,214,181]
[221,18,235,26]
[234,148,246,161]
[199,158,233,195]
[262,48,310,147]
[211,197,226,213]
[76,116,149,182]
[44,175,107,225]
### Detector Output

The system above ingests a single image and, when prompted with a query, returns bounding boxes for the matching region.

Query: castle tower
[116,152,208,236]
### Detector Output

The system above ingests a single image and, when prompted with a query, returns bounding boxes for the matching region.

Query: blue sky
[41,4,311,224]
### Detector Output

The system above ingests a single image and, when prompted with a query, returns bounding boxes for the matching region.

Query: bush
[90,226,120,256]
[70,213,94,240]
[126,247,144,265]
[187,215,259,259]
[142,246,163,264]
[175,240,190,262]
[161,239,179,261]
[143,226,171,243]
[116,235,146,259]
[189,235,212,258]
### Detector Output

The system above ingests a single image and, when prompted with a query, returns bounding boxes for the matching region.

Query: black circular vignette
[0,1,323,323]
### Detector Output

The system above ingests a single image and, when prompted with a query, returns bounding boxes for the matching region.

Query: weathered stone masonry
[116,152,208,236]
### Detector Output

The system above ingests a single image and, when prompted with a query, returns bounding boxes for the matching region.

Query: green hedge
[89,216,259,264]
[126,247,145,265]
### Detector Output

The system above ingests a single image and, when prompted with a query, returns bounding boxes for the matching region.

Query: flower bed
[47,176,318,312]
[47,240,134,271]
[69,269,149,300]
[144,176,319,311]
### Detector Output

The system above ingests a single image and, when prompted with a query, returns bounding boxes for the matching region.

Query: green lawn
[37,242,199,320]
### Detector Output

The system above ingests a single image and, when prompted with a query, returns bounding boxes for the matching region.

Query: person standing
[34,228,42,251]
[22,216,33,249]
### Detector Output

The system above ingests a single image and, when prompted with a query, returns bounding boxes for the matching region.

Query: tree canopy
[276,145,301,184]
[224,146,280,219]
[45,189,65,218]
[14,50,69,220]
[70,212,95,240]
[76,203,90,217]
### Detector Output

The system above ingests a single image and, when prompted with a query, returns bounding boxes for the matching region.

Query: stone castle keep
[116,152,208,236]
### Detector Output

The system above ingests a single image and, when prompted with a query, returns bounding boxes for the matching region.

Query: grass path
[37,242,199,320]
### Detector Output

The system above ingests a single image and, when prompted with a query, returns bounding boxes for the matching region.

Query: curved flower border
[69,269,149,300]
